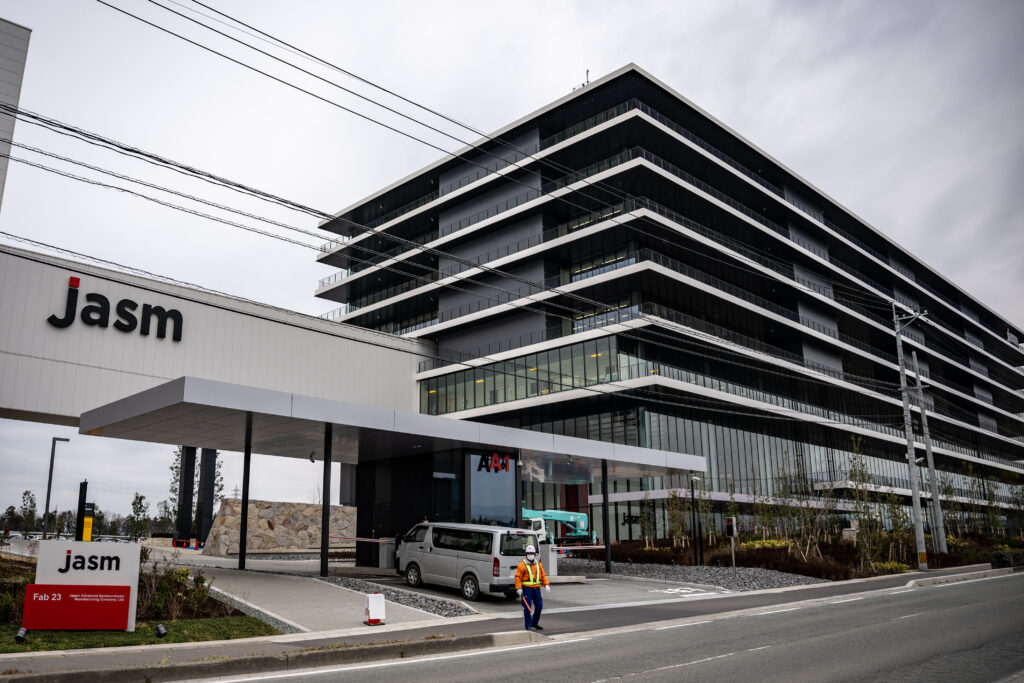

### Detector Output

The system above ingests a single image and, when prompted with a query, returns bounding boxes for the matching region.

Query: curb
[0,630,542,682]
[905,566,1013,588]
[548,575,587,584]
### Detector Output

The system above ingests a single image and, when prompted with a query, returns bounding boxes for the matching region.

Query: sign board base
[22,584,131,630]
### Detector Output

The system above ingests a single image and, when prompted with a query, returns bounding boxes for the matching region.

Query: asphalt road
[203,572,1024,683]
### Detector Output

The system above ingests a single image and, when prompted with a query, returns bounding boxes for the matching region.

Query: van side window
[432,528,462,550]
[468,531,492,555]
[406,526,427,543]
[431,528,492,553]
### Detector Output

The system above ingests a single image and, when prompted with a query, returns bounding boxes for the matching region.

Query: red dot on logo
[69,277,80,288]
[66,550,71,555]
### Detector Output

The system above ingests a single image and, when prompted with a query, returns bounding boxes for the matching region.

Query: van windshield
[499,532,538,556]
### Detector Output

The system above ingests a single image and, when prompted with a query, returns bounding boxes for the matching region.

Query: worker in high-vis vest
[515,544,550,630]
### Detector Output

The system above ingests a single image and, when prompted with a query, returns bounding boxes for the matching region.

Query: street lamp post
[42,437,70,540]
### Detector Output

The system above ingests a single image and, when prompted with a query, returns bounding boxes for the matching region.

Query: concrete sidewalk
[142,546,448,632]
[199,566,444,633]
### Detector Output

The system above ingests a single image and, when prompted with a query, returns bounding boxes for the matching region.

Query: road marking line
[889,589,914,594]
[830,597,863,604]
[756,607,801,615]
[655,620,711,630]
[216,638,593,681]
[594,651,739,681]
[747,645,772,652]
[895,612,927,619]
[932,574,1020,588]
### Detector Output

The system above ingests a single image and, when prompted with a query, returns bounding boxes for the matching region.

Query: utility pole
[912,350,948,554]
[893,303,929,570]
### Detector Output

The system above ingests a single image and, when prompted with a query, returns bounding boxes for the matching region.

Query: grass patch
[0,616,279,654]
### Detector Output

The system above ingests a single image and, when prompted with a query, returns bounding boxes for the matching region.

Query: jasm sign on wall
[47,276,184,341]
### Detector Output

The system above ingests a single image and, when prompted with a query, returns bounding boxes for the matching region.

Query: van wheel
[461,574,480,601]
[406,563,422,588]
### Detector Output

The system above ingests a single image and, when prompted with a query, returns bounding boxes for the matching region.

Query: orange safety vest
[515,559,548,588]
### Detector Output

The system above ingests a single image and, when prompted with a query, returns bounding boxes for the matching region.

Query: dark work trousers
[522,585,543,629]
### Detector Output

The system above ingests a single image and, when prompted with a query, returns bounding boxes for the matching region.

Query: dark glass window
[469,452,517,526]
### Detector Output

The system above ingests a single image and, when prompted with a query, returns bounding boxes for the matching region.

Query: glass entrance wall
[432,450,464,522]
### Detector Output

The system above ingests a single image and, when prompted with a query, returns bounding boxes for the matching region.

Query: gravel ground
[319,576,474,617]
[558,558,829,592]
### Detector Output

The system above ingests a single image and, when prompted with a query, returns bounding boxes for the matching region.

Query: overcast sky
[1,0,1021,516]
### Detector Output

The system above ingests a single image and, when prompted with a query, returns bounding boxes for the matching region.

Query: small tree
[695,476,714,547]
[19,491,37,534]
[639,490,657,549]
[1,505,20,533]
[964,465,987,534]
[883,491,912,563]
[983,476,1001,537]
[666,490,687,548]
[938,470,963,537]
[153,499,175,534]
[750,475,772,539]
[55,509,76,535]
[92,505,106,536]
[848,455,882,571]
[127,493,150,542]
[791,478,838,563]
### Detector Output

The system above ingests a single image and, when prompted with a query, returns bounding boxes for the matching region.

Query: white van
[396,522,538,601]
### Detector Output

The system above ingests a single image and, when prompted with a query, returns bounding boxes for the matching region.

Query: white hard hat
[525,545,536,554]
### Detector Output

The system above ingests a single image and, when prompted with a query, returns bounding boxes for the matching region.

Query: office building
[314,64,1024,540]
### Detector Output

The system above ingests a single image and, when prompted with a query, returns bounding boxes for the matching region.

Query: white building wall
[0,246,432,424]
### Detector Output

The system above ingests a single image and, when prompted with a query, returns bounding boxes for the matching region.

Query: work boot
[532,625,544,631]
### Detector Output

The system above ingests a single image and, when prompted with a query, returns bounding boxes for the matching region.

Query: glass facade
[420,335,1020,466]
[503,397,1019,540]
[421,336,619,415]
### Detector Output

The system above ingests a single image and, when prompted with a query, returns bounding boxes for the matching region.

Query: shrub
[739,539,791,551]
[572,540,691,566]
[990,550,1024,569]
[713,546,853,581]
[946,536,971,551]
[0,592,14,622]
[875,561,910,574]
[137,558,232,620]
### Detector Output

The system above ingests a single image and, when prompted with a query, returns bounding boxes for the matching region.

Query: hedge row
[990,550,1024,569]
